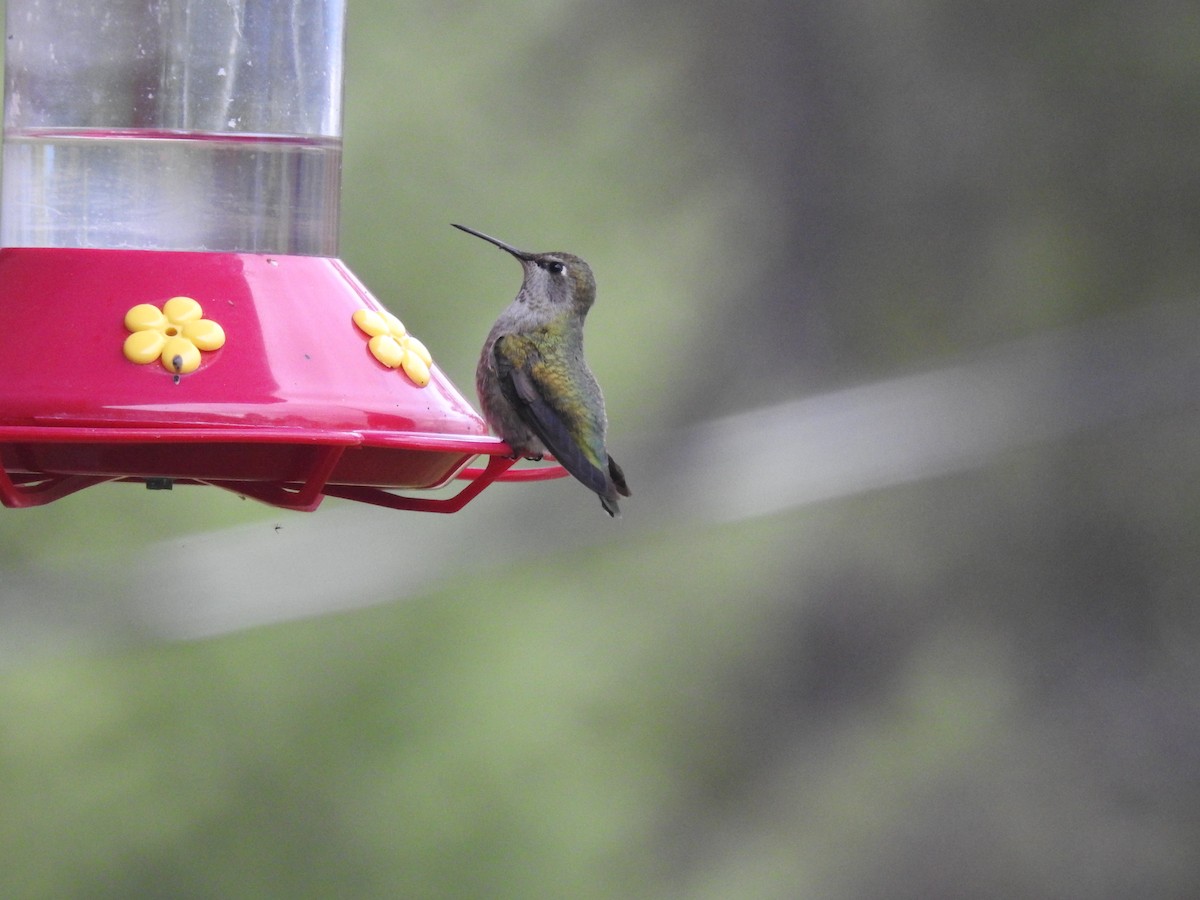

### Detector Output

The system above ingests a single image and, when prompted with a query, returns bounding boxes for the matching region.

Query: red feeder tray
[0,247,565,511]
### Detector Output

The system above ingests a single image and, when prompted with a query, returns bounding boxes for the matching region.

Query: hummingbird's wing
[493,335,620,510]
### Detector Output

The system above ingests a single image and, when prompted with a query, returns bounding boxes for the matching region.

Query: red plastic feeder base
[0,248,564,511]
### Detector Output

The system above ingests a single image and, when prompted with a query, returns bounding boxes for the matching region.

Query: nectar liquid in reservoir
[2,0,345,256]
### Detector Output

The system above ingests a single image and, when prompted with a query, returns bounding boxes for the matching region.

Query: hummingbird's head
[519,250,596,316]
[453,224,596,317]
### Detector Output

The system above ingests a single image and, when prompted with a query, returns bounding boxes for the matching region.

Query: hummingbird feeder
[0,0,564,512]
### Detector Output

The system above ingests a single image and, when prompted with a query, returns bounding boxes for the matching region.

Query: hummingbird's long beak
[452,223,534,261]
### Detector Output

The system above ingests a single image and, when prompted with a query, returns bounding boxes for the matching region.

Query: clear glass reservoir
[2,0,345,254]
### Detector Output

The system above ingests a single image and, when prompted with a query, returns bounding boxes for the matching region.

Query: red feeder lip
[0,247,566,511]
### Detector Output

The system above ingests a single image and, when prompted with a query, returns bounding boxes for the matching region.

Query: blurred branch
[668,299,1200,523]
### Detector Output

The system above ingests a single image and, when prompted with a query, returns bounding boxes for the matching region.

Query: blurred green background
[4,1,1200,897]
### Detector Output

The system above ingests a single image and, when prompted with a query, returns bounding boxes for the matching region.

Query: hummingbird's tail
[609,457,630,498]
[599,456,631,517]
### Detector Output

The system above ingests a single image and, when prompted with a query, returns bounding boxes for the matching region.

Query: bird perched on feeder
[455,223,630,517]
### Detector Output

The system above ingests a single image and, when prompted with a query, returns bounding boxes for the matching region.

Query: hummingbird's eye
[543,260,565,275]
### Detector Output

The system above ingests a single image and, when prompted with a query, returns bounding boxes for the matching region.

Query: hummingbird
[454,223,631,517]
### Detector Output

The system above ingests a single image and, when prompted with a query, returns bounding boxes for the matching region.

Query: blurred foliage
[0,520,802,897]
[3,0,1200,898]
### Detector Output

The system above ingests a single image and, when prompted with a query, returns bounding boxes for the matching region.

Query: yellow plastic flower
[352,308,432,387]
[123,296,226,376]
